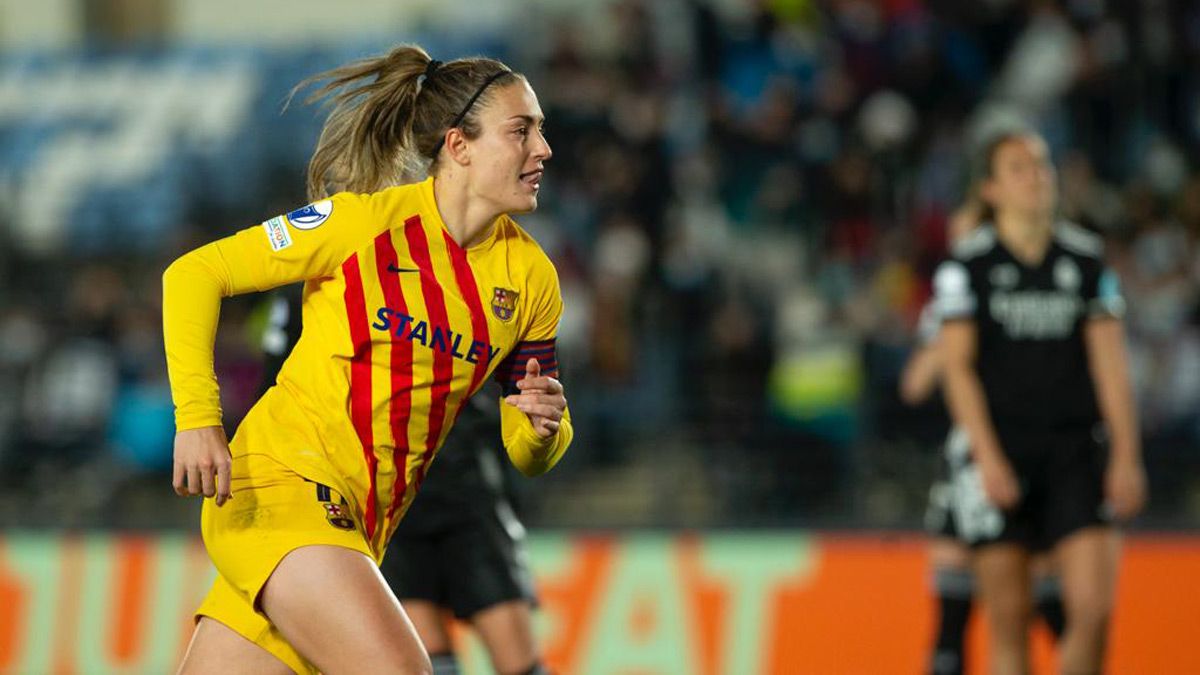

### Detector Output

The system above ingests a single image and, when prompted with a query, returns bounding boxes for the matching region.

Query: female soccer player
[163,45,572,675]
[933,131,1145,675]
[904,200,1065,675]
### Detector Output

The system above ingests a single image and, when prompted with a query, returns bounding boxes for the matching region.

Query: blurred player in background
[934,130,1145,675]
[902,199,1065,675]
[163,44,572,674]
[260,288,547,675]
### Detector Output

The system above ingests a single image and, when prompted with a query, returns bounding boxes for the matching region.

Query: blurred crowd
[2,0,1200,528]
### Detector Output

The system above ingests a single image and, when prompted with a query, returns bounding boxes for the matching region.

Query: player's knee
[1066,594,1112,633]
[984,593,1030,633]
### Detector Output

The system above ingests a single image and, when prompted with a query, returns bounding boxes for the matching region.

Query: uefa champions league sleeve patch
[1092,267,1126,317]
[933,260,976,318]
[263,216,292,251]
[285,199,333,230]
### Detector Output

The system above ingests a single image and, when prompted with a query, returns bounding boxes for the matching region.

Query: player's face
[467,79,552,214]
[983,136,1057,219]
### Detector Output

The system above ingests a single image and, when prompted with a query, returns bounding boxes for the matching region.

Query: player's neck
[431,174,500,249]
[995,211,1053,266]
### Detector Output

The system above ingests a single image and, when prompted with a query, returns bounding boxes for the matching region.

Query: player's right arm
[899,342,942,407]
[163,193,376,504]
[934,260,1020,509]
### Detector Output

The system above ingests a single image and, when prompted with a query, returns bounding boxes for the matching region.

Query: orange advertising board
[0,532,1196,674]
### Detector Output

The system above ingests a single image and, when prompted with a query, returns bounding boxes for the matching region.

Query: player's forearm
[942,364,1003,462]
[899,345,942,406]
[500,403,572,477]
[1086,320,1141,464]
[162,244,234,430]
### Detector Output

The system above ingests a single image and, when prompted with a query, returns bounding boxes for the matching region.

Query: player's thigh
[401,599,453,654]
[177,617,295,675]
[1054,526,1119,618]
[261,544,431,675]
[469,599,539,675]
[972,543,1032,621]
[929,536,971,569]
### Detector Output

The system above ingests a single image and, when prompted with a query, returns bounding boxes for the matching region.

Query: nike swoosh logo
[387,263,421,274]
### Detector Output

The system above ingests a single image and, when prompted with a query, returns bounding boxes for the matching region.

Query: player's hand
[173,426,233,506]
[505,358,566,438]
[1105,456,1146,521]
[977,452,1020,510]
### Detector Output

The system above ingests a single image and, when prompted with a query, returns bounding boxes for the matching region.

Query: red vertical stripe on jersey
[375,231,414,523]
[342,254,377,539]
[444,231,491,395]
[444,231,491,431]
[405,216,454,488]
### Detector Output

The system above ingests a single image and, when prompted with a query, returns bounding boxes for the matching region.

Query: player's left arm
[1083,265,1146,520]
[496,258,573,477]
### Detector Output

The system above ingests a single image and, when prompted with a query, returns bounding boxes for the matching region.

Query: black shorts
[950,427,1112,551]
[380,502,537,620]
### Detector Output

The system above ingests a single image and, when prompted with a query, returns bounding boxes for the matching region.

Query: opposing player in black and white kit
[903,202,1064,675]
[260,287,547,675]
[933,131,1145,675]
[381,392,543,675]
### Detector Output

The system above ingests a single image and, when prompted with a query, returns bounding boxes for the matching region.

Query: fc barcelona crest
[492,287,519,322]
[323,503,356,531]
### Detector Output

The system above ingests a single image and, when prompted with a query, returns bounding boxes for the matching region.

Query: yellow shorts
[196,452,374,675]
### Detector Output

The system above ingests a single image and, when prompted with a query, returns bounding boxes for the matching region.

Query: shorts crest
[323,503,357,531]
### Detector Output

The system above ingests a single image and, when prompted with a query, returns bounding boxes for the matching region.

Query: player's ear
[443,128,471,167]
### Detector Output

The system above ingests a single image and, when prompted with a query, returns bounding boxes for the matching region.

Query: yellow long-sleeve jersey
[163,177,571,553]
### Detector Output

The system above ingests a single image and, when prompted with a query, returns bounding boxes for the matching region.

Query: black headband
[430,70,511,159]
